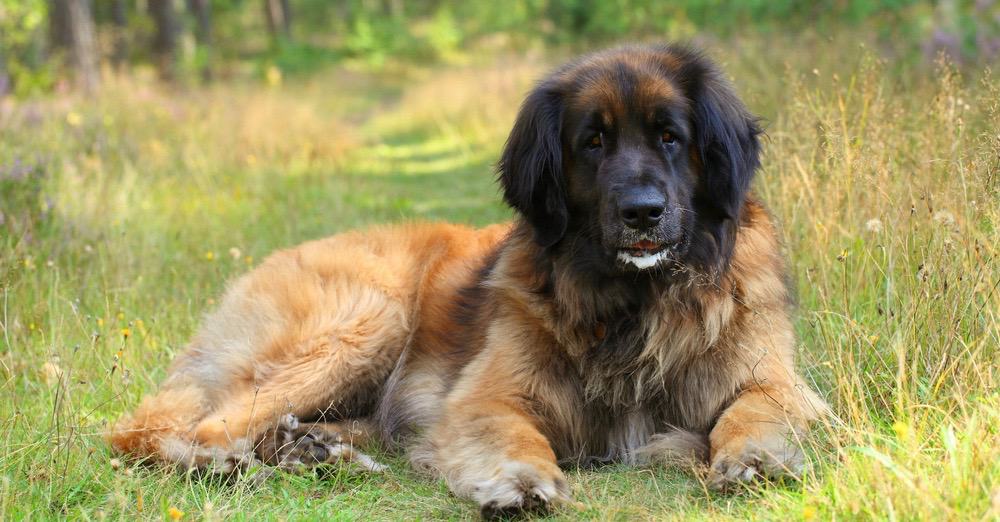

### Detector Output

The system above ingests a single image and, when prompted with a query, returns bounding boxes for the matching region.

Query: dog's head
[498,45,761,277]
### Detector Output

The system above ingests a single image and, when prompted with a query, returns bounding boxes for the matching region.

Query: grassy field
[1,36,998,520]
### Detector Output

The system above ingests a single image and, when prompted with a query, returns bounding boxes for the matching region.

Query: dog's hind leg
[190,292,409,462]
[109,232,426,473]
[107,373,254,472]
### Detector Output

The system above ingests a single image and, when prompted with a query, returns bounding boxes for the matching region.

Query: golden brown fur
[110,222,510,472]
[109,44,826,517]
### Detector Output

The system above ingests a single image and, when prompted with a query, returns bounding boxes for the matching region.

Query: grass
[1,36,998,520]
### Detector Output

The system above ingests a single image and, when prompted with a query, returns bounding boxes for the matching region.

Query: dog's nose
[619,192,666,230]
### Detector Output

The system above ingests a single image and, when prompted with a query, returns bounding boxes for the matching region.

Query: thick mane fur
[477,197,794,463]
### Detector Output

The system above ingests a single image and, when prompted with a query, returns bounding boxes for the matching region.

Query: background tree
[149,0,179,81]
[111,0,128,69]
[187,0,213,81]
[0,47,10,97]
[3,0,996,95]
[48,0,71,50]
[264,0,292,47]
[48,0,100,92]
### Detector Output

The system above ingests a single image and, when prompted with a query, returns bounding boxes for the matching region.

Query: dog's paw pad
[258,425,387,474]
[473,460,571,518]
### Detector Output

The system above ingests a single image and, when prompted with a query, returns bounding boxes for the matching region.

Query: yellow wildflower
[892,421,910,441]
[266,65,283,87]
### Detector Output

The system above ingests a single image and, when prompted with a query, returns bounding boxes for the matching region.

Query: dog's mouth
[614,239,680,270]
[619,239,667,258]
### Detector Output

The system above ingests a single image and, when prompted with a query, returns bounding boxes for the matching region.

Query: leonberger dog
[110,44,827,516]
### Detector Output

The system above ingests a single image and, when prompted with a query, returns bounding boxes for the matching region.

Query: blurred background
[1,0,999,96]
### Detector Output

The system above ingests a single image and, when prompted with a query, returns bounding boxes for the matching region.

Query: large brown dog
[110,44,826,516]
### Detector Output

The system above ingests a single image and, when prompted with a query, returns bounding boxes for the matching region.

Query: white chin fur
[617,249,668,270]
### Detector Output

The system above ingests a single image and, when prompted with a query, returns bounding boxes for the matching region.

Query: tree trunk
[187,0,213,82]
[49,0,72,51]
[264,0,292,46]
[148,0,179,81]
[388,0,405,19]
[0,49,10,98]
[111,0,128,69]
[50,0,100,92]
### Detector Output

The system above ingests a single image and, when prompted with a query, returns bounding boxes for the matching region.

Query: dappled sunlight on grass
[364,58,543,141]
[350,144,494,177]
[367,134,473,159]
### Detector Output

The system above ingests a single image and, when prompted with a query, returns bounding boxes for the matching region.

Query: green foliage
[0,0,54,95]
[2,1,996,93]
[425,8,461,58]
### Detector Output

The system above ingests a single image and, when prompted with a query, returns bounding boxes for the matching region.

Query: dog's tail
[107,380,251,472]
[632,430,709,467]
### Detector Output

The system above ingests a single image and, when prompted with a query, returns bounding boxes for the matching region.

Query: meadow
[1,33,998,520]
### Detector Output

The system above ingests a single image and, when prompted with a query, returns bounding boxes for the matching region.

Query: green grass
[1,38,998,520]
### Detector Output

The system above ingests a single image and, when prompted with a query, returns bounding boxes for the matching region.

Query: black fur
[497,86,569,248]
[499,44,761,278]
[670,45,763,272]
[669,45,762,222]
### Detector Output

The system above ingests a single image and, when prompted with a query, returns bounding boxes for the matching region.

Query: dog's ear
[674,48,762,222]
[497,84,568,248]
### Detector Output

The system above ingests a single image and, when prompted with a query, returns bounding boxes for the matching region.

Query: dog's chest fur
[548,274,722,464]
[490,232,742,464]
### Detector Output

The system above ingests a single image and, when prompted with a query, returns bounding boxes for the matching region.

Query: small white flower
[932,210,955,227]
[228,247,242,260]
[865,218,883,233]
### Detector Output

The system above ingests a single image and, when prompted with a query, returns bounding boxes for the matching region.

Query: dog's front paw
[708,430,804,490]
[473,459,571,519]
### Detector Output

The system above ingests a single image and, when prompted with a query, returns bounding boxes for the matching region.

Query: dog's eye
[588,134,602,149]
[661,131,675,145]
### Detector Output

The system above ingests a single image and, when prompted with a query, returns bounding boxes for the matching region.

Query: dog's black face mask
[498,45,762,279]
